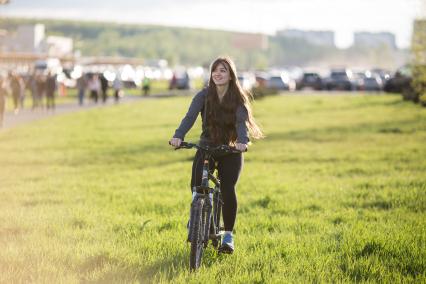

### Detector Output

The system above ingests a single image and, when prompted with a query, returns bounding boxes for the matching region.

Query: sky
[0,0,424,48]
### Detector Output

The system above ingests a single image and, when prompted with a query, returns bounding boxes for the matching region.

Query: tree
[411,19,426,106]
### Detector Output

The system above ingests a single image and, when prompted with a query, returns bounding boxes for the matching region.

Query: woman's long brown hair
[206,56,264,145]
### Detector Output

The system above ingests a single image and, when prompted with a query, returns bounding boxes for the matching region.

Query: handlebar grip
[168,140,182,149]
[169,140,195,150]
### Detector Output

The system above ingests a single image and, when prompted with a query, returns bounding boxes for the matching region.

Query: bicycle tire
[210,214,220,248]
[211,192,222,248]
[189,197,205,270]
[216,194,222,231]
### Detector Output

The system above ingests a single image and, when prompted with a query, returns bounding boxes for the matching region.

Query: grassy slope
[0,94,425,283]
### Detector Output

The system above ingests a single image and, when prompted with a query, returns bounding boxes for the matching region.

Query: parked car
[371,68,391,84]
[237,72,257,91]
[296,72,322,90]
[169,70,191,90]
[362,74,383,91]
[265,72,296,91]
[352,71,366,90]
[118,64,137,88]
[324,69,356,91]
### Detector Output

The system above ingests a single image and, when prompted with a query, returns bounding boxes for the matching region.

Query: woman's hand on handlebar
[235,143,248,152]
[169,137,182,148]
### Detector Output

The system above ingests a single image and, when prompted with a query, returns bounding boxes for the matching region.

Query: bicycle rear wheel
[189,197,205,270]
[211,191,222,248]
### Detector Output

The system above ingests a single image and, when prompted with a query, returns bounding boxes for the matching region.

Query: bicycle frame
[172,141,243,270]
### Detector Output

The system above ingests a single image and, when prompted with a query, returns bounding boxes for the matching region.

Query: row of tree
[410,19,426,107]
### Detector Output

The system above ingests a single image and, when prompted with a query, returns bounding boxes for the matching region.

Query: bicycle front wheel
[189,197,205,271]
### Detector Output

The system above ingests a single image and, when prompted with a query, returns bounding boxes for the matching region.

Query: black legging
[191,150,243,232]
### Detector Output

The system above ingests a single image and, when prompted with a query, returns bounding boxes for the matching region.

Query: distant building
[14,24,46,53]
[353,32,397,50]
[276,29,335,47]
[44,36,73,57]
[231,33,268,50]
[0,24,73,56]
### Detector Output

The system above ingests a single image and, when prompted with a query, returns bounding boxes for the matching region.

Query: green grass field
[0,93,425,283]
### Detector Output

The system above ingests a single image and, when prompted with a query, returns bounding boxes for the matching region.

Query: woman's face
[211,63,231,86]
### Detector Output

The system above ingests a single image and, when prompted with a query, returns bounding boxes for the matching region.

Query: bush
[410,19,426,106]
[411,64,426,104]
[252,86,279,99]
[419,93,426,107]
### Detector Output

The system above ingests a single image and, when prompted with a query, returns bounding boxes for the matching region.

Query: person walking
[100,73,109,103]
[20,75,27,110]
[45,72,57,110]
[29,72,39,110]
[0,75,9,128]
[142,76,151,96]
[169,56,264,254]
[10,72,22,114]
[112,74,122,103]
[169,73,177,90]
[88,74,100,103]
[36,74,46,110]
[76,74,87,106]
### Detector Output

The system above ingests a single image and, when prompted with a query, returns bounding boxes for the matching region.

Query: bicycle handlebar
[170,141,246,153]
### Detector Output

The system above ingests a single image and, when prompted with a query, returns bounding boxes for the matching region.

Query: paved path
[1,92,188,130]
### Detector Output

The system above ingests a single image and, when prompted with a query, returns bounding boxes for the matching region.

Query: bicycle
[172,141,244,271]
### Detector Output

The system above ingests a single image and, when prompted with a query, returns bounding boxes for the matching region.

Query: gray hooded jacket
[173,88,249,145]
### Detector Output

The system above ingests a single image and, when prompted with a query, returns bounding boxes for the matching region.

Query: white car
[266,72,296,91]
[237,72,257,91]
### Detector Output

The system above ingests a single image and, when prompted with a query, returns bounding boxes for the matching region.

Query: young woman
[169,56,264,253]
